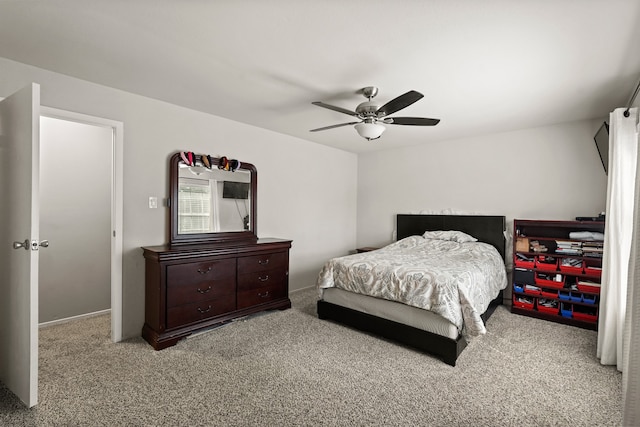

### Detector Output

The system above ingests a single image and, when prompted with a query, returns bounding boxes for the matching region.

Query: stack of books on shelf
[556,240,582,255]
[582,241,604,258]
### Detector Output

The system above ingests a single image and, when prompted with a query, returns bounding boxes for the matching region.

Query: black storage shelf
[512,219,604,331]
[511,306,597,330]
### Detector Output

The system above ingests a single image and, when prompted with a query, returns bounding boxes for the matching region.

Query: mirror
[169,153,257,246]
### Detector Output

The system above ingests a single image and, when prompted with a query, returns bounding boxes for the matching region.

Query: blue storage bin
[569,291,583,303]
[583,294,598,304]
[558,290,571,301]
[513,283,524,293]
[561,303,572,318]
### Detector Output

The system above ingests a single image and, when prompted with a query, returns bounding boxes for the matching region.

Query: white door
[0,83,41,407]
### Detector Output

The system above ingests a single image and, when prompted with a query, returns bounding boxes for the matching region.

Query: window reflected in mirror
[178,177,215,234]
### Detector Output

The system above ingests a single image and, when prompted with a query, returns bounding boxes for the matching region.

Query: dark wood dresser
[142,238,292,349]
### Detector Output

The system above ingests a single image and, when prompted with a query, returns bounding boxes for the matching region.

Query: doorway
[39,108,123,342]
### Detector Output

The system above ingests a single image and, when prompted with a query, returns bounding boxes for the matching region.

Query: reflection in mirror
[178,164,251,234]
[169,153,257,247]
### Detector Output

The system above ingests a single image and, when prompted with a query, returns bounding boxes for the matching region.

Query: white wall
[0,57,358,340]
[39,117,112,322]
[356,120,608,248]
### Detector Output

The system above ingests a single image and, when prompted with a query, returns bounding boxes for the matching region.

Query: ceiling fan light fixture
[355,122,385,140]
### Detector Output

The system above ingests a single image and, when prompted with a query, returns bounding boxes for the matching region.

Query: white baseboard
[290,285,315,294]
[39,308,111,329]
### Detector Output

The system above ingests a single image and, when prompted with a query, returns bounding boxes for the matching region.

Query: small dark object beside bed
[316,214,507,366]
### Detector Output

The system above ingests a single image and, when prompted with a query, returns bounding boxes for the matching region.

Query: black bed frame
[317,214,506,366]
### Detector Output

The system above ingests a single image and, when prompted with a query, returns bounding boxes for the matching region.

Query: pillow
[422,230,478,243]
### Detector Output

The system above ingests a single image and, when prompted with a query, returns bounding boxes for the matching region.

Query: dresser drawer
[167,258,236,288]
[166,295,236,330]
[237,267,287,292]
[237,251,287,274]
[237,282,287,309]
[166,277,236,308]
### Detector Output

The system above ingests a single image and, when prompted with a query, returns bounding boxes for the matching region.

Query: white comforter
[317,235,507,338]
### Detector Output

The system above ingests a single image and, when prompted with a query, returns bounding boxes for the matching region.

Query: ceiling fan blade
[384,117,440,126]
[311,101,359,117]
[310,121,360,132]
[376,90,424,117]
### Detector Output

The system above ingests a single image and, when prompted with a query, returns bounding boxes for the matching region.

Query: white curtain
[623,110,640,426]
[595,107,640,425]
[597,107,637,369]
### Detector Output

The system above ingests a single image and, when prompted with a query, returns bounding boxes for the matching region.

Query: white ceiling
[0,0,639,153]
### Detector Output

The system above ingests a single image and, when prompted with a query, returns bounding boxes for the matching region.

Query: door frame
[40,106,123,342]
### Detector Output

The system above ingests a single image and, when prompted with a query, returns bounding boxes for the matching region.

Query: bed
[316,214,507,366]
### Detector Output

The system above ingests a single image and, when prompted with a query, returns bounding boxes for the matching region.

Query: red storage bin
[535,273,565,289]
[573,304,598,322]
[537,304,559,315]
[576,281,601,294]
[512,295,534,310]
[514,259,535,269]
[560,265,584,275]
[573,312,597,323]
[584,266,602,278]
[524,285,541,296]
[540,289,558,298]
[537,297,559,314]
[559,258,584,275]
[535,256,558,272]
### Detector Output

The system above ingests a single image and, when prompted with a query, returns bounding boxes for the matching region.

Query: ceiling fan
[310,86,440,141]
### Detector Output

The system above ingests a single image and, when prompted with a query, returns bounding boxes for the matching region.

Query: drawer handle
[197,267,212,274]
[258,275,269,282]
[258,291,270,298]
[258,259,269,265]
[197,286,212,294]
[197,305,212,314]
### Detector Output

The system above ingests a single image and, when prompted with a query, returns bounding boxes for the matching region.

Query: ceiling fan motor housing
[356,101,380,117]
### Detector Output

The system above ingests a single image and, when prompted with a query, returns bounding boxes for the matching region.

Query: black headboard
[396,214,506,260]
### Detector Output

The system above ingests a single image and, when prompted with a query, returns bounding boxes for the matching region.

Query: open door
[0,83,41,407]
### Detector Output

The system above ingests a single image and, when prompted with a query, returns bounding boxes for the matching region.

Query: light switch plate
[149,196,158,209]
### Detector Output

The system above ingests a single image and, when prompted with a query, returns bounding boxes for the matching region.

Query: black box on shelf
[514,267,535,285]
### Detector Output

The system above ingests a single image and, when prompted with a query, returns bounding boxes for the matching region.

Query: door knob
[13,239,29,250]
[12,239,49,250]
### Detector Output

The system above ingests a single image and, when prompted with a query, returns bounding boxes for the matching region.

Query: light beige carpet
[0,287,622,426]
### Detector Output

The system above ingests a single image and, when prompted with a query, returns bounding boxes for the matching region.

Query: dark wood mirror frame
[169,152,258,247]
